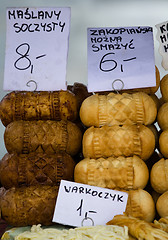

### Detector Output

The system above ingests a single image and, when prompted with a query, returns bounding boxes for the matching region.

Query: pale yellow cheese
[15,224,129,240]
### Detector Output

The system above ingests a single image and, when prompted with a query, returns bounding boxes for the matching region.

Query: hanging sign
[87,26,156,92]
[156,21,168,70]
[53,180,128,227]
[3,7,71,91]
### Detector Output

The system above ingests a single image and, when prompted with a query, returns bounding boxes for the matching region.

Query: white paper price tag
[53,180,128,227]
[87,26,156,92]
[4,7,71,91]
[156,21,168,70]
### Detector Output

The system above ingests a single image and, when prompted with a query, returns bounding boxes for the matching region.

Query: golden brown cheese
[0,186,59,226]
[0,152,76,189]
[80,92,157,127]
[4,120,82,156]
[0,90,78,126]
[82,125,155,161]
[74,156,149,190]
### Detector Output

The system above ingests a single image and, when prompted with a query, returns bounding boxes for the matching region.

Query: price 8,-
[4,7,70,91]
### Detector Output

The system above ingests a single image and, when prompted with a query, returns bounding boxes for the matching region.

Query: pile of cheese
[14,224,129,240]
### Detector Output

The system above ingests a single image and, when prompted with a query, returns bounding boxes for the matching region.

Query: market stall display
[1,3,168,238]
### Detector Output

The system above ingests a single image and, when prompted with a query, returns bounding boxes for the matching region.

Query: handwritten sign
[3,7,71,91]
[53,180,128,227]
[87,26,156,92]
[156,21,168,70]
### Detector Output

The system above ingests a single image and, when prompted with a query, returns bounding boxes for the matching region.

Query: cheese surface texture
[15,224,129,240]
